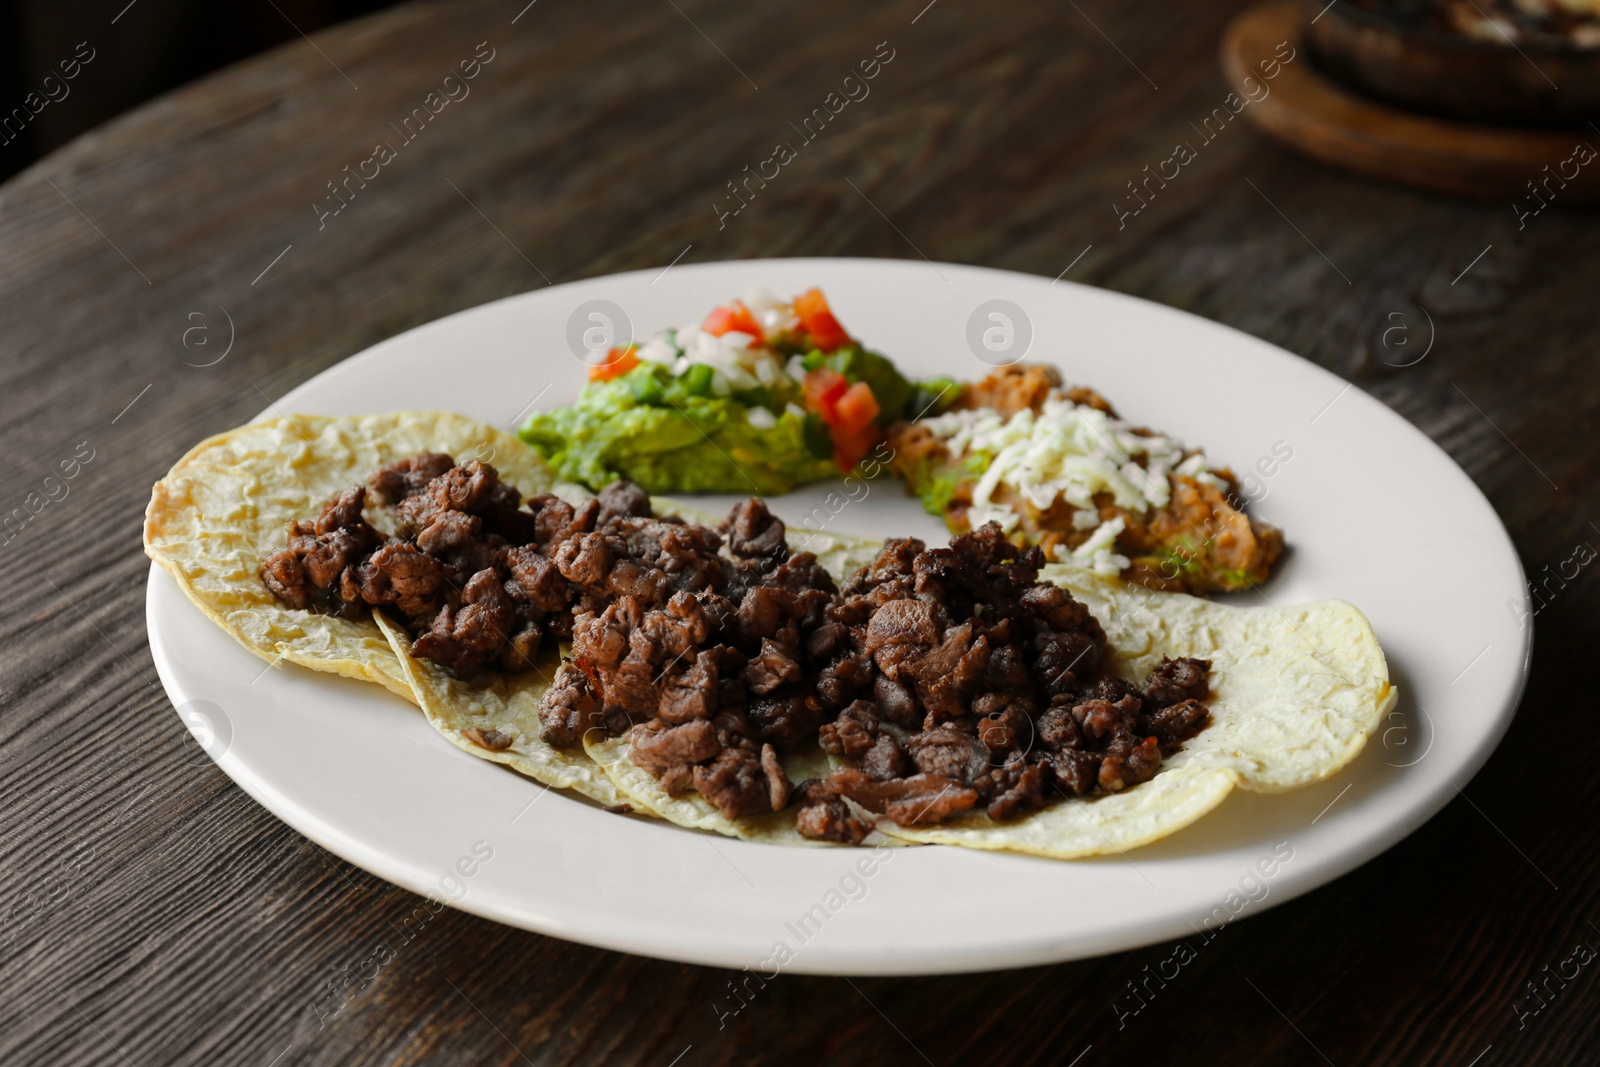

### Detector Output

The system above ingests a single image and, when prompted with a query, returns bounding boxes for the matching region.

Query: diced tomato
[802,367,849,423]
[804,373,880,469]
[793,288,850,351]
[832,422,879,472]
[702,301,764,341]
[588,345,639,381]
[832,381,880,432]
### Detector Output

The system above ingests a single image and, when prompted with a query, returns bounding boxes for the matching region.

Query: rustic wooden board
[1,0,1595,1064]
[1224,2,1600,202]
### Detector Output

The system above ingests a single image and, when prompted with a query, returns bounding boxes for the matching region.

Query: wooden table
[3,1,1592,1063]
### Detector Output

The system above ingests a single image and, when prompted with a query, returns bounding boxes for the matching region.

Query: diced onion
[722,363,759,391]
[762,307,799,334]
[636,335,677,365]
[743,286,781,312]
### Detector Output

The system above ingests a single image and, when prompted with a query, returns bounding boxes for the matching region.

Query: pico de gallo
[520,287,958,494]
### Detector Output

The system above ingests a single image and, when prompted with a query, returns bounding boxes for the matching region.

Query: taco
[565,524,1391,857]
[146,410,1393,858]
[143,411,624,805]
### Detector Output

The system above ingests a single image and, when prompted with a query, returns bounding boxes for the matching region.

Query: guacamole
[520,372,837,494]
[518,286,948,495]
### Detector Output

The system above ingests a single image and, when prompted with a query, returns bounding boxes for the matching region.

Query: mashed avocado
[519,370,836,494]
[518,286,949,495]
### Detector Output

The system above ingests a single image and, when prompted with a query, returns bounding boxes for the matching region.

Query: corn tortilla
[145,412,1395,857]
[143,411,573,699]
[374,613,624,806]
[876,565,1396,856]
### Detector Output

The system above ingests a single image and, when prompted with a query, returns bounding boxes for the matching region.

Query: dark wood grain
[1225,3,1600,202]
[1,1,1596,1065]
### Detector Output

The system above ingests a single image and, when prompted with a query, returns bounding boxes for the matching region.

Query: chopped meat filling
[694,748,789,820]
[539,663,605,747]
[1143,656,1212,707]
[788,524,1213,840]
[797,798,873,845]
[262,455,1214,840]
[630,719,720,774]
[462,727,515,751]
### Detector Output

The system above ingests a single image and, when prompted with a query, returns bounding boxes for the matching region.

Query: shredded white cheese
[1073,516,1130,576]
[916,397,1229,562]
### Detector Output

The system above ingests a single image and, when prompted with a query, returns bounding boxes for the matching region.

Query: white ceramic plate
[146,258,1529,975]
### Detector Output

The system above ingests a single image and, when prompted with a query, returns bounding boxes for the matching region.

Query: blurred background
[0,0,399,181]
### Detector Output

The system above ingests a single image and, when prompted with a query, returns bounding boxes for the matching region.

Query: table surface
[3,1,1594,1064]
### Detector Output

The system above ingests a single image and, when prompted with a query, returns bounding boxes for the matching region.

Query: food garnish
[518,287,949,494]
[889,365,1283,594]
